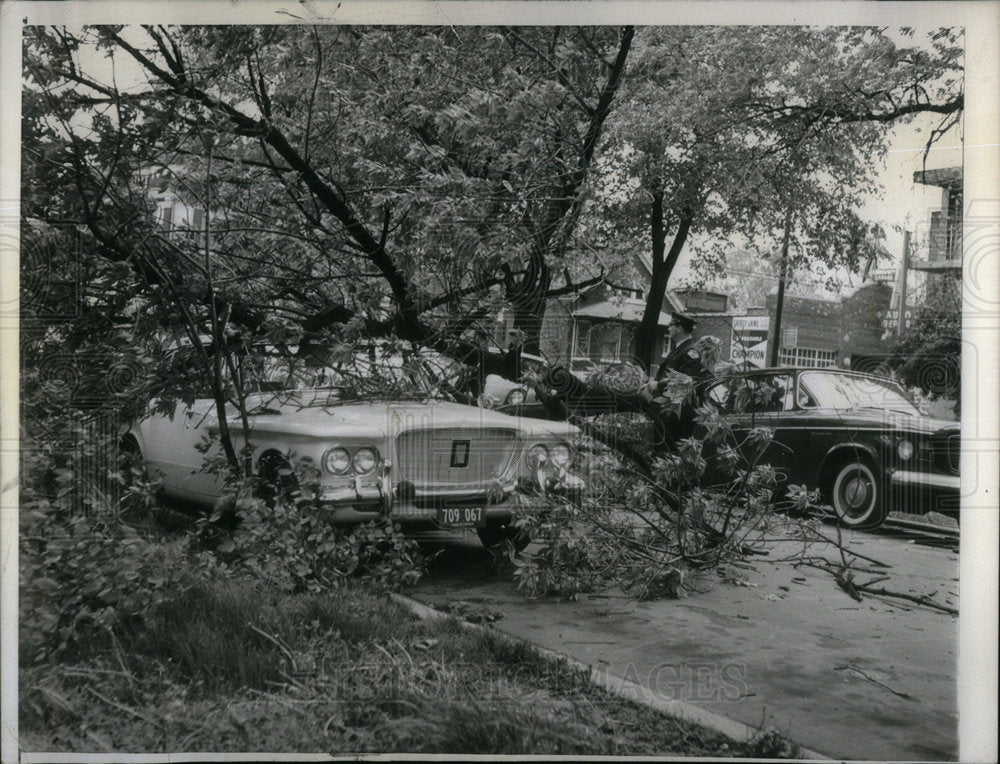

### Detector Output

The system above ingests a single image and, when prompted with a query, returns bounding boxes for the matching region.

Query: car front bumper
[889,470,961,516]
[317,487,579,528]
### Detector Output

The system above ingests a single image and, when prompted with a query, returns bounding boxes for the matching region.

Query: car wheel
[255,452,300,507]
[829,460,886,529]
[477,526,531,553]
[120,435,142,468]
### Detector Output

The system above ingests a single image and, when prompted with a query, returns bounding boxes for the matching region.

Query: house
[910,166,962,271]
[528,283,673,368]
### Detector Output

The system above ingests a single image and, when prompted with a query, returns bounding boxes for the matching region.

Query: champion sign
[731,316,770,368]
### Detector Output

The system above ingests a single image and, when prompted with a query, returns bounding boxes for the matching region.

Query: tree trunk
[634,198,693,372]
[511,246,552,356]
[509,26,633,360]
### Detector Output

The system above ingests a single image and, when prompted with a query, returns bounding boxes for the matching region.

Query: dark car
[703,368,960,529]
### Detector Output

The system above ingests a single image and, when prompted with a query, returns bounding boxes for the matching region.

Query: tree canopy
[585,25,962,369]
[23,25,636,377]
[22,24,963,443]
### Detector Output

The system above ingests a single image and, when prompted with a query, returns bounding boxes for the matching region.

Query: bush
[515,368,791,600]
[20,506,204,664]
[196,492,427,594]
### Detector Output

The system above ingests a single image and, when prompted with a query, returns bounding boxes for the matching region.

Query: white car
[123,385,583,550]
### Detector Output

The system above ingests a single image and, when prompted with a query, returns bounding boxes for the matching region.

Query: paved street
[413,526,959,761]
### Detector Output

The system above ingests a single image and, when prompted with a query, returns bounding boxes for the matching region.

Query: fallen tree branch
[802,523,892,568]
[852,584,958,615]
[834,568,863,602]
[834,665,916,700]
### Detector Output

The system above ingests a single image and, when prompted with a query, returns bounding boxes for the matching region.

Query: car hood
[221,394,580,440]
[802,407,959,436]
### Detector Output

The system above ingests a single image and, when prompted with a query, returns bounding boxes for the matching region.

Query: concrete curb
[390,593,832,761]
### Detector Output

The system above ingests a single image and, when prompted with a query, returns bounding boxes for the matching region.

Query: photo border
[2,2,996,762]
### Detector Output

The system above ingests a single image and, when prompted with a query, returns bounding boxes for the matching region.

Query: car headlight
[551,442,572,467]
[352,447,379,475]
[323,447,351,475]
[526,444,548,469]
[505,388,527,406]
[897,439,914,461]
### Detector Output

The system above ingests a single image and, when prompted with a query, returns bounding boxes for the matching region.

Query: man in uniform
[655,312,710,382]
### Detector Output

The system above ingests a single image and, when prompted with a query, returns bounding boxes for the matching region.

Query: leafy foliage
[889,274,961,408]
[198,495,426,594]
[587,26,962,369]
[512,366,821,600]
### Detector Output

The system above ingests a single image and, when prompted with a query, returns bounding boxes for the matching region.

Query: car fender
[817,441,881,485]
[122,422,147,458]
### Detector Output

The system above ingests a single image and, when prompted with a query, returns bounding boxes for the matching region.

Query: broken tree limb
[852,584,958,615]
[834,569,863,602]
[834,665,916,700]
[808,526,892,568]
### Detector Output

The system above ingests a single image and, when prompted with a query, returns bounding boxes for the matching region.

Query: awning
[572,300,673,326]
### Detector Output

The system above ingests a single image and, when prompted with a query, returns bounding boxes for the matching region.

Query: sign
[681,291,728,312]
[876,309,913,331]
[782,325,798,349]
[731,316,770,368]
[871,268,897,283]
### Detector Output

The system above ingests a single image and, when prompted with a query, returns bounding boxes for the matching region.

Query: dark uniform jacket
[655,337,710,381]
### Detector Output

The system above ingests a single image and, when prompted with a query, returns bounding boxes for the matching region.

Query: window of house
[158,203,174,229]
[573,320,592,358]
[591,323,622,361]
[573,320,634,363]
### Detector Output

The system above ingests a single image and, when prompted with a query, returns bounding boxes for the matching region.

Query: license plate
[436,506,486,527]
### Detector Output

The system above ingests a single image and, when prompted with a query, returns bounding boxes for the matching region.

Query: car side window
[707,381,731,410]
[775,375,796,411]
[796,380,817,408]
[741,374,795,414]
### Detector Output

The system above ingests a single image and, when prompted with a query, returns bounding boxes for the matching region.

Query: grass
[21,579,771,756]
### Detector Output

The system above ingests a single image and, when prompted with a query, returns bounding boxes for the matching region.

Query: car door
[717,371,804,482]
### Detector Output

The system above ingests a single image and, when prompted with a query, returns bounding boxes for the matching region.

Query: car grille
[948,434,960,474]
[931,432,960,476]
[395,428,519,491]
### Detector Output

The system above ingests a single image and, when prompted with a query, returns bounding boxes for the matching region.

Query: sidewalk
[413,534,958,761]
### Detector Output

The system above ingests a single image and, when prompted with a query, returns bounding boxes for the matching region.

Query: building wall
[505,282,892,371]
[765,293,842,354]
[540,297,575,363]
[690,315,737,352]
[841,283,893,357]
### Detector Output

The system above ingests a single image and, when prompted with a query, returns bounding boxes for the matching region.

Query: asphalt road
[411,523,960,761]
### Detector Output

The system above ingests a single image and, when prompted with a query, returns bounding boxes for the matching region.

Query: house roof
[913,166,962,189]
[572,299,674,326]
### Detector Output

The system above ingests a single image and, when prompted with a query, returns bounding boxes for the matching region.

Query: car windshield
[799,371,921,415]
[162,339,470,406]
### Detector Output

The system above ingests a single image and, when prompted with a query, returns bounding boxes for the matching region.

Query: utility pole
[897,230,910,339]
[769,207,794,367]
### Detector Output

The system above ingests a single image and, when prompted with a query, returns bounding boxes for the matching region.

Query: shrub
[197,492,427,594]
[20,504,203,664]
[514,367,792,600]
